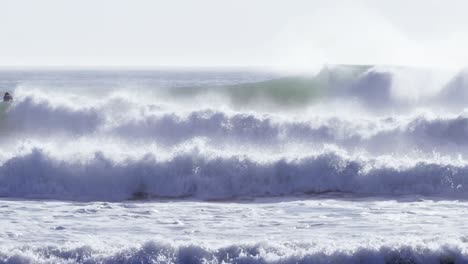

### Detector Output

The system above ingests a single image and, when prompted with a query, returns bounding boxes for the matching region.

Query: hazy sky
[1,0,468,70]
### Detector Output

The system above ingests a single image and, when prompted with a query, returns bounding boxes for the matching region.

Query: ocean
[0,66,468,263]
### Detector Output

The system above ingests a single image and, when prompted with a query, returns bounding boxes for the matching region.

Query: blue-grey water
[1,66,468,263]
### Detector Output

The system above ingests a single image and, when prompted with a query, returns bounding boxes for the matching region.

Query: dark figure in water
[3,92,12,102]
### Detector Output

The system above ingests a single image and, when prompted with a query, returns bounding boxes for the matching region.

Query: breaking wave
[1,65,468,201]
[0,149,467,201]
[1,241,467,264]
[3,94,468,153]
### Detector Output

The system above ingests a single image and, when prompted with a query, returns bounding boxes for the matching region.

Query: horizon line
[0,63,461,72]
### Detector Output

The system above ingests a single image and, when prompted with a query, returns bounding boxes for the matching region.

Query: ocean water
[1,66,468,263]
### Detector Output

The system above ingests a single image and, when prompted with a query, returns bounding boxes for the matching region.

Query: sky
[1,0,468,70]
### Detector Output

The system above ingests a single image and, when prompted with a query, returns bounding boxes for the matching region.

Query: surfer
[3,92,12,102]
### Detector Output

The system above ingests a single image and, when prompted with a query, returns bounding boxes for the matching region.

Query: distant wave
[164,65,460,110]
[4,65,464,111]
[1,241,466,264]
[0,149,467,201]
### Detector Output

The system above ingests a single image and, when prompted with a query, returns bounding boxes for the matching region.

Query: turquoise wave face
[166,65,375,107]
[163,64,466,112]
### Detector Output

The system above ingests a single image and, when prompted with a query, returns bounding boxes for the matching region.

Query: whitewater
[1,66,468,263]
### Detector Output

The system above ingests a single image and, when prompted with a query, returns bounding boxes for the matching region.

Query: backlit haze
[1,0,468,71]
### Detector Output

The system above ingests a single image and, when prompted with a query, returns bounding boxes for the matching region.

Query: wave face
[1,149,468,201]
[0,66,468,201]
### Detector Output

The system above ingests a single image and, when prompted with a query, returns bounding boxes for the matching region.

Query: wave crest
[1,241,466,264]
[5,96,101,135]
